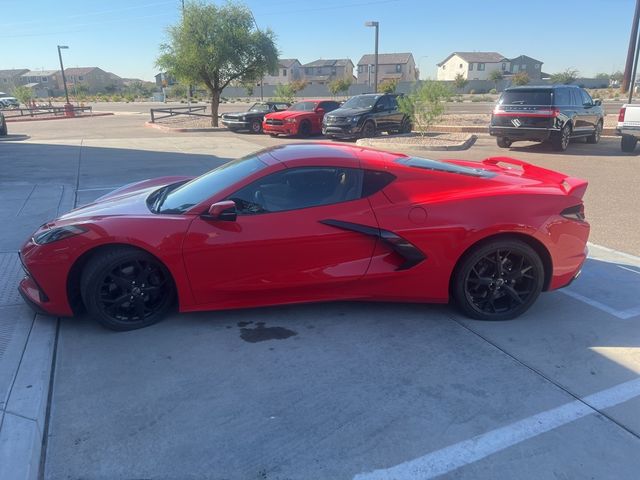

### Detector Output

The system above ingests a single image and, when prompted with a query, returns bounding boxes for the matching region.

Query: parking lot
[1,113,639,479]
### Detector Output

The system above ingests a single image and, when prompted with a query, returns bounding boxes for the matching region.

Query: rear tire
[621,134,637,153]
[269,133,278,138]
[586,121,602,144]
[400,118,412,134]
[552,124,571,151]
[451,239,544,321]
[496,136,511,148]
[81,247,175,331]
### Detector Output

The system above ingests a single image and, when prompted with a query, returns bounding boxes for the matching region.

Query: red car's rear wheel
[81,247,175,331]
[452,239,544,321]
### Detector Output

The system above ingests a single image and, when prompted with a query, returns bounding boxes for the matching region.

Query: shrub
[489,88,497,94]
[328,78,351,96]
[398,81,451,136]
[469,89,476,95]
[274,84,295,103]
[378,79,398,94]
[512,72,530,86]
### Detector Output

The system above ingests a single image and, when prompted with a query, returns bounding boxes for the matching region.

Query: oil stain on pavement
[238,321,297,343]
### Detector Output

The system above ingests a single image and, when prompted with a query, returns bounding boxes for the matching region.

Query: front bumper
[263,122,298,135]
[489,126,556,141]
[322,123,362,138]
[221,118,251,129]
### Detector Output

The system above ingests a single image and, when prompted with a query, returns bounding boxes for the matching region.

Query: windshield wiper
[153,185,170,213]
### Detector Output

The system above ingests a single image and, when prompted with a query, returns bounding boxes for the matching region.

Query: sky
[0,0,636,81]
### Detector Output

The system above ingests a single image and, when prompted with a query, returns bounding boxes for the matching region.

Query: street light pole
[250,11,264,101]
[57,45,70,105]
[630,20,640,103]
[365,21,379,92]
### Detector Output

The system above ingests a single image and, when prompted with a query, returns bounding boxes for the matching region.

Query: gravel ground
[358,132,471,146]
[438,113,619,128]
[153,114,216,128]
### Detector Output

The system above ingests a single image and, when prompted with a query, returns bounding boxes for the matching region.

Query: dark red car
[19,144,589,331]
[262,99,340,137]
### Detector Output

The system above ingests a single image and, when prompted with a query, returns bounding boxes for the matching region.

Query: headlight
[285,118,297,123]
[33,225,88,245]
[351,116,360,123]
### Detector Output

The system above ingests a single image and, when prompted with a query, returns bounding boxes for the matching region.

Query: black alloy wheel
[552,124,571,151]
[586,121,602,144]
[452,240,544,321]
[81,248,174,331]
[298,121,312,137]
[361,121,376,138]
[251,119,262,134]
[401,118,412,134]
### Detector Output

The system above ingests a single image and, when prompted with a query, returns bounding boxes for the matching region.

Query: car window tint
[320,101,340,112]
[553,88,571,106]
[388,96,399,110]
[570,89,582,106]
[228,167,363,215]
[580,89,593,105]
[499,90,551,106]
[362,170,396,196]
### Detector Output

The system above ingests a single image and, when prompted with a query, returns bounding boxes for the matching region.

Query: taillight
[619,107,626,122]
[561,204,585,222]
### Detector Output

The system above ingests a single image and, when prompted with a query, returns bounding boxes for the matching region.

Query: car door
[387,95,404,130]
[182,166,378,306]
[579,89,597,131]
[372,96,389,130]
[570,88,587,132]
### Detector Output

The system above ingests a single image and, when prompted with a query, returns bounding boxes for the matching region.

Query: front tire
[621,134,637,153]
[496,136,511,148]
[586,121,602,144]
[250,119,262,134]
[361,120,376,138]
[298,121,311,137]
[81,247,175,331]
[451,239,544,321]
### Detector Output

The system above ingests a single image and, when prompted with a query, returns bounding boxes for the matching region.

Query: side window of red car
[228,167,364,215]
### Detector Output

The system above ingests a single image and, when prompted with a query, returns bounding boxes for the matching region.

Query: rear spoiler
[482,157,588,199]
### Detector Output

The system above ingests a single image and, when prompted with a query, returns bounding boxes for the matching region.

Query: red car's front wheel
[81,247,175,331]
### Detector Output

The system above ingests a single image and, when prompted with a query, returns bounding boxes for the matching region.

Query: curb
[356,134,478,151]
[144,121,227,133]
[0,314,57,480]
[5,113,114,123]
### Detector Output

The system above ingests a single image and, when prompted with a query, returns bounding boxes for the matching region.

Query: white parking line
[560,290,640,320]
[353,377,640,480]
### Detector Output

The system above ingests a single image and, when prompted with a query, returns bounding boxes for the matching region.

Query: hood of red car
[265,109,314,120]
[54,176,193,224]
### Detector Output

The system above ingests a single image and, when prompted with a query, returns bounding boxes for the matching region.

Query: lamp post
[57,45,73,116]
[249,11,264,100]
[365,21,379,92]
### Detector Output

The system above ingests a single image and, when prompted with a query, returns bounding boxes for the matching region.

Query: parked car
[262,99,340,137]
[489,85,604,151]
[616,104,640,153]
[322,93,411,139]
[0,112,7,136]
[18,143,589,331]
[221,101,290,133]
[0,97,20,109]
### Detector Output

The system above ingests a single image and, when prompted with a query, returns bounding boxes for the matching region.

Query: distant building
[155,72,176,88]
[301,59,354,85]
[65,67,123,94]
[0,69,29,92]
[356,53,417,85]
[19,70,63,96]
[263,59,303,85]
[436,51,544,82]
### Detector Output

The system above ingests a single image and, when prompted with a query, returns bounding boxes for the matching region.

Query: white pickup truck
[617,103,640,152]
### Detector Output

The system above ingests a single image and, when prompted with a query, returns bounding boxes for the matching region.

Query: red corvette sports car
[19,144,589,331]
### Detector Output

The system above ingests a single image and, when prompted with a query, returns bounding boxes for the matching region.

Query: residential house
[262,59,302,85]
[0,69,29,92]
[356,53,417,85]
[65,67,123,94]
[301,59,354,85]
[436,52,510,81]
[507,55,543,80]
[19,70,63,96]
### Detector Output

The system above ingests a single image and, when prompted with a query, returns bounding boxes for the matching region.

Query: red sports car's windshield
[156,155,267,214]
[288,101,318,111]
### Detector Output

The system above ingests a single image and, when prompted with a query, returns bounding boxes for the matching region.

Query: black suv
[322,93,411,139]
[0,112,7,136]
[221,101,290,133]
[489,85,604,151]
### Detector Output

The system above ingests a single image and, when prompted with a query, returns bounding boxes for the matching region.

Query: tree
[611,71,624,83]
[397,81,450,136]
[488,70,504,90]
[240,80,255,97]
[170,83,188,99]
[512,72,530,86]
[550,68,579,84]
[453,73,468,92]
[289,79,308,94]
[378,79,398,93]
[328,78,351,96]
[12,85,33,107]
[157,1,278,126]
[595,73,610,80]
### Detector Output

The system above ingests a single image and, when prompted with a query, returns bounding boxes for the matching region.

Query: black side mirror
[593,99,602,106]
[202,200,237,221]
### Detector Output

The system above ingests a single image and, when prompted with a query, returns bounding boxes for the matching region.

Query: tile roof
[0,69,29,77]
[357,53,413,65]
[64,67,99,76]
[437,52,507,66]
[303,59,353,68]
[21,70,59,77]
[278,59,300,68]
